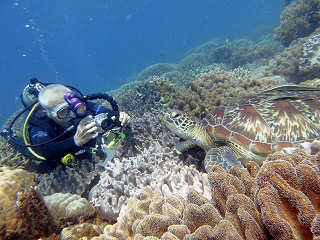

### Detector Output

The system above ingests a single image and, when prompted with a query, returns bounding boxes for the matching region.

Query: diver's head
[38,84,77,125]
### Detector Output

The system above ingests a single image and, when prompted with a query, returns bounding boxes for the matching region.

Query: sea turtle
[162,85,320,171]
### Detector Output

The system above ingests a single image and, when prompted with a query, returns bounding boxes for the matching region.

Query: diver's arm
[29,127,81,160]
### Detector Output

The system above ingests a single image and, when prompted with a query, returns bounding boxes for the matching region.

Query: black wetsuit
[26,102,116,162]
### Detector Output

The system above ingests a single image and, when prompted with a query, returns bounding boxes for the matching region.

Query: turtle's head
[162,111,197,140]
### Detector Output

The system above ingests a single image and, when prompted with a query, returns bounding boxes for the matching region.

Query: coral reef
[60,223,103,240]
[91,163,269,240]
[178,38,282,70]
[299,33,320,76]
[5,187,59,240]
[135,63,177,82]
[88,149,320,240]
[267,29,320,82]
[256,149,320,239]
[0,139,30,169]
[274,0,320,46]
[89,140,209,222]
[36,157,98,197]
[43,192,96,222]
[168,65,286,119]
[110,79,162,117]
[0,167,36,238]
[113,109,180,159]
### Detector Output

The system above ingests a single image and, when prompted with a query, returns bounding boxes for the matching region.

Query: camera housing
[91,113,111,133]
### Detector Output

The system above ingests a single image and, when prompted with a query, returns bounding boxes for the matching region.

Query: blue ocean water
[0,0,282,125]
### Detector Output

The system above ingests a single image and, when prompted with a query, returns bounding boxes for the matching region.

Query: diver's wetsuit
[27,102,116,162]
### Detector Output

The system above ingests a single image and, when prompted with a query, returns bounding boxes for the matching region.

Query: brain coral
[89,148,320,240]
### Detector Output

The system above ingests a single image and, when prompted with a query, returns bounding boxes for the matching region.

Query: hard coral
[43,192,96,224]
[274,0,320,46]
[267,29,320,82]
[168,65,286,119]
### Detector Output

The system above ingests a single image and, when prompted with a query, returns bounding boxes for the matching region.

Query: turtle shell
[204,88,320,155]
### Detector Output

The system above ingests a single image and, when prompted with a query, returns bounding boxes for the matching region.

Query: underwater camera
[88,113,115,134]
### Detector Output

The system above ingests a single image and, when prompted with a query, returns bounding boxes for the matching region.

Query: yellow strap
[23,103,46,160]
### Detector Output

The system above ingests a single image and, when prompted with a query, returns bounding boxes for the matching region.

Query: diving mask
[51,102,76,121]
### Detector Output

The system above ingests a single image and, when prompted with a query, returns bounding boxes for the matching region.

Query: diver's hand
[74,115,98,146]
[119,111,130,126]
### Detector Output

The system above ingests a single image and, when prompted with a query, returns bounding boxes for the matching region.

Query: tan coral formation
[92,162,268,239]
[168,66,286,119]
[0,167,36,237]
[256,150,320,240]
[90,149,320,240]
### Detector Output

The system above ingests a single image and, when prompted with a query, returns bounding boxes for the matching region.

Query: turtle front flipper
[204,146,243,172]
[175,140,197,152]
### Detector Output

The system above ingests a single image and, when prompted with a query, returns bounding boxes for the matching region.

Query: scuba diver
[1,78,130,168]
